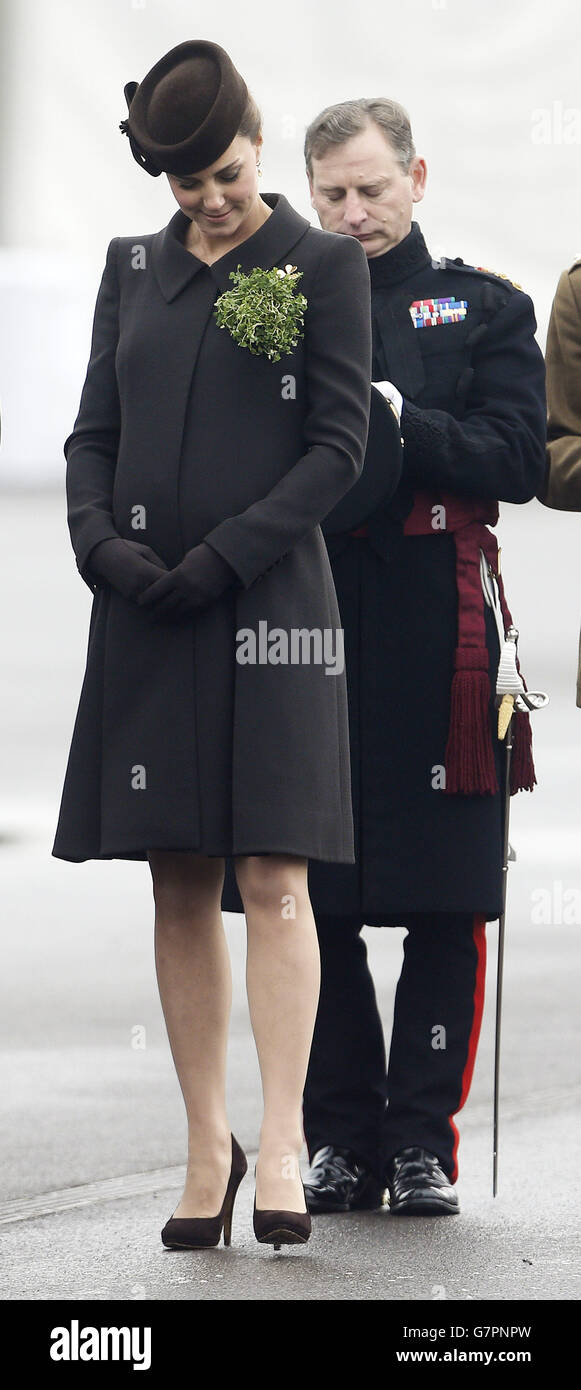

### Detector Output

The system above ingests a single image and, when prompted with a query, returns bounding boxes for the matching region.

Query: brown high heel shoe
[161,1135,247,1249]
[253,1167,312,1252]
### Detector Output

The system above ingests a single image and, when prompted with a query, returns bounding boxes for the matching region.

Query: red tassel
[445,655,498,795]
[510,711,536,793]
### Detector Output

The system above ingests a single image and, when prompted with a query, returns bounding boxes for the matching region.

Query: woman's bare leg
[234,854,320,1212]
[148,850,232,1217]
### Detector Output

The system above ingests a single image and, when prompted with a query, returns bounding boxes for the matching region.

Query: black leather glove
[87,537,169,600]
[137,541,238,620]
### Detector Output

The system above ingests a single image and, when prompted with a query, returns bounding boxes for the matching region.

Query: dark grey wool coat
[52,192,372,863]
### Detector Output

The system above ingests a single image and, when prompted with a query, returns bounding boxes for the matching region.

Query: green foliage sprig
[214,263,307,362]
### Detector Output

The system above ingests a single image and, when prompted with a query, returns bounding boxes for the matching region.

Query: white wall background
[1,0,581,480]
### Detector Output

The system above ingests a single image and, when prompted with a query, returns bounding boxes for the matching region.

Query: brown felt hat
[119,39,249,177]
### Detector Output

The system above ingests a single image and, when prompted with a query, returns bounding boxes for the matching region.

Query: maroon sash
[350,490,535,795]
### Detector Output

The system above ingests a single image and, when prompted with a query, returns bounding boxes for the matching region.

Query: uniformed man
[298,98,547,1215]
[538,256,581,706]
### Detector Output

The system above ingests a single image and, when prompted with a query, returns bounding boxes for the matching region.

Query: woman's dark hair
[238,90,262,144]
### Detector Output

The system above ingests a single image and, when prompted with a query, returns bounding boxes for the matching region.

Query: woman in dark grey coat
[51,41,372,1247]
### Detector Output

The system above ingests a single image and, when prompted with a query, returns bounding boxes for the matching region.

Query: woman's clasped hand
[137,541,237,618]
[88,536,236,617]
[87,536,169,600]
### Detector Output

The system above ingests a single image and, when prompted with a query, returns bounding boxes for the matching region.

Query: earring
[257,160,263,177]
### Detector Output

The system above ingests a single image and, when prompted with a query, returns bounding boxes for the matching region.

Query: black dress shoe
[386,1147,459,1216]
[304,1145,385,1213]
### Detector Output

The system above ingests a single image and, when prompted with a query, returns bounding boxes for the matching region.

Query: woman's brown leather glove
[87,537,169,600]
[137,542,238,619]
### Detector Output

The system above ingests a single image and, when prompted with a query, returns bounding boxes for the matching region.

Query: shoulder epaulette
[433,255,523,291]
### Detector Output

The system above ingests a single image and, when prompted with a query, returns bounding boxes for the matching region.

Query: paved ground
[1,492,580,1301]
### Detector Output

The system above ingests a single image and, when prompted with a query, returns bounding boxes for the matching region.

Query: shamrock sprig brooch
[214,263,307,362]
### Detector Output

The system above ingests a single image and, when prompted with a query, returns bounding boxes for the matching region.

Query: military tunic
[539,255,581,705]
[221,221,547,921]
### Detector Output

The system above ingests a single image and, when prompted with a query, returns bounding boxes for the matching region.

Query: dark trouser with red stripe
[303,911,487,1185]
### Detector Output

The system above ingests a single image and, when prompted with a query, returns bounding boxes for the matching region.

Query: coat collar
[367,221,432,290]
[151,191,311,300]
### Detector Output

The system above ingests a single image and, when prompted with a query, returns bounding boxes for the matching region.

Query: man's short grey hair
[304,98,415,178]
